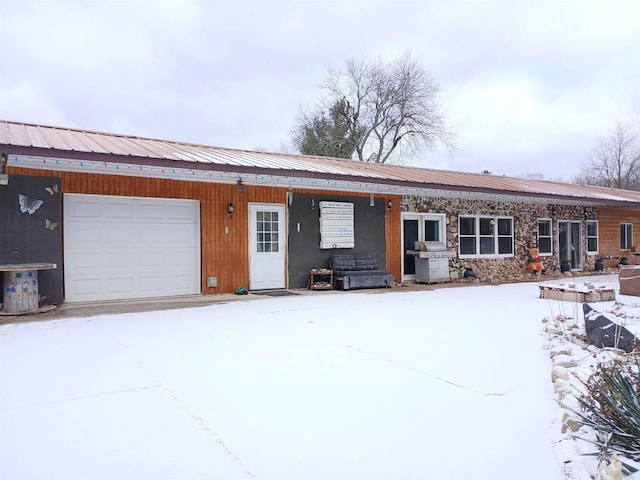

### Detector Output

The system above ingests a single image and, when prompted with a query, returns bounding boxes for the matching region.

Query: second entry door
[402,213,446,281]
[558,221,582,269]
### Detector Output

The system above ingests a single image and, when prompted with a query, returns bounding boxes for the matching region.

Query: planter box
[539,285,615,303]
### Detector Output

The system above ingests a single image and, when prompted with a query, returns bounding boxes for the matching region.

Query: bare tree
[292,51,454,163]
[576,120,640,190]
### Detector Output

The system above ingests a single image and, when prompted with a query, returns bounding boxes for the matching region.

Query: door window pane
[256,210,280,253]
[425,220,440,242]
[403,219,419,275]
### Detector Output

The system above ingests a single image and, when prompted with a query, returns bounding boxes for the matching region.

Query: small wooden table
[0,263,57,314]
[309,269,333,290]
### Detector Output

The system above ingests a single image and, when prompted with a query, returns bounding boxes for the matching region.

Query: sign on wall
[319,201,354,249]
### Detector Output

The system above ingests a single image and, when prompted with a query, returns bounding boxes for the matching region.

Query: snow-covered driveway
[1,282,568,479]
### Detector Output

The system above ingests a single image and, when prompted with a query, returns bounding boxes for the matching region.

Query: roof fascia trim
[5,152,635,208]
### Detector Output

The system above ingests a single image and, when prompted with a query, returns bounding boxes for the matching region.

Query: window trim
[458,215,514,259]
[586,220,598,255]
[537,218,553,257]
[620,223,633,251]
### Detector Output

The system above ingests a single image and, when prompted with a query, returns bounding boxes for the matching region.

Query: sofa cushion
[344,272,394,290]
[340,270,388,277]
[354,254,378,271]
[331,254,357,272]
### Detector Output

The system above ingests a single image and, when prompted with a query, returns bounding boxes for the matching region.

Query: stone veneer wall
[403,196,598,283]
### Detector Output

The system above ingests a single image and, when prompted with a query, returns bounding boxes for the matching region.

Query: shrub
[573,357,640,473]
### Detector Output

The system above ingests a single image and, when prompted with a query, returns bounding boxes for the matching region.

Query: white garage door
[64,194,201,302]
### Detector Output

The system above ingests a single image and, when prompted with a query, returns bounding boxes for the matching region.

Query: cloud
[1,0,639,182]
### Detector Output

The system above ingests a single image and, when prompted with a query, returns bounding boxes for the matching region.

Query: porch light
[369,193,375,207]
[0,153,7,174]
[227,203,234,217]
[387,200,393,211]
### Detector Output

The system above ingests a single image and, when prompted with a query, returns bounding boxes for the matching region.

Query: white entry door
[64,194,201,302]
[249,204,285,290]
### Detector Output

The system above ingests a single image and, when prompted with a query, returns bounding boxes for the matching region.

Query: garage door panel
[105,252,136,268]
[106,200,135,218]
[67,277,102,298]
[107,227,135,245]
[69,198,101,218]
[170,277,197,293]
[135,275,195,296]
[64,194,200,302]
[67,226,102,245]
[134,226,199,246]
[104,276,136,295]
[137,251,166,268]
[137,202,165,219]
[136,227,166,245]
[138,276,171,295]
[66,252,101,270]
[167,204,199,221]
[164,227,197,245]
[165,249,199,266]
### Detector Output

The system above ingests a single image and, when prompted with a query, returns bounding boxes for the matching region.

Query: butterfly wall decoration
[45,219,59,230]
[18,194,44,215]
[45,184,59,195]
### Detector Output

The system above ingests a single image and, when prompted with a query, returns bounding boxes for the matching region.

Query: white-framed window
[586,220,598,254]
[620,223,633,250]
[537,219,552,256]
[458,215,514,258]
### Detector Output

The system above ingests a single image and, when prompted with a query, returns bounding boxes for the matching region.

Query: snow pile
[542,290,640,480]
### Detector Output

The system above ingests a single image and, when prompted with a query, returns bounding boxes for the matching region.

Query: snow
[1,275,639,479]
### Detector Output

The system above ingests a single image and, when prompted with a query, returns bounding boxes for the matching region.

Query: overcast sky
[1,0,639,181]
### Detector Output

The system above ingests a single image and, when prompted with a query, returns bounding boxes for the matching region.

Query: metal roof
[2,119,640,206]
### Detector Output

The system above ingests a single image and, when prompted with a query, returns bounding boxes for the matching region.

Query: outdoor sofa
[329,253,394,290]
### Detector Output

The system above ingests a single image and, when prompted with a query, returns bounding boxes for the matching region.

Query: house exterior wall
[0,174,64,306]
[404,195,600,281]
[385,195,402,280]
[11,167,403,295]
[598,207,640,266]
[12,167,267,294]
[287,192,387,288]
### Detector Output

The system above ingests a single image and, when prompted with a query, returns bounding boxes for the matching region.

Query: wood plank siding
[598,207,640,263]
[11,167,402,293]
[385,197,402,281]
